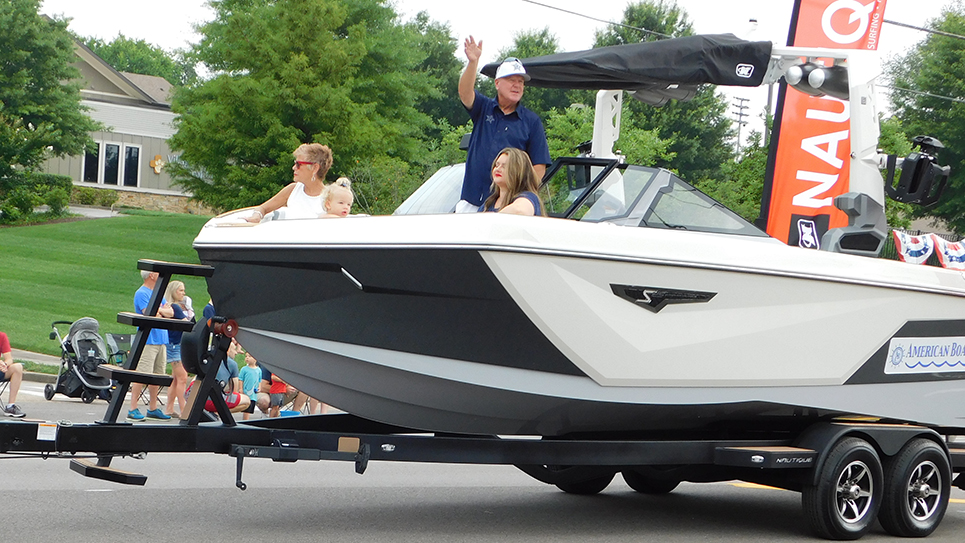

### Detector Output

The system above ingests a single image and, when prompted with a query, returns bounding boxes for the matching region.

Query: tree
[407,12,464,132]
[877,116,914,230]
[0,0,100,181]
[888,3,965,234]
[594,1,735,184]
[701,132,767,222]
[593,0,692,43]
[81,34,197,86]
[168,0,440,211]
[544,104,673,164]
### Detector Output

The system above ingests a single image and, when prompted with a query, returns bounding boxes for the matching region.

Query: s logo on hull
[611,284,716,313]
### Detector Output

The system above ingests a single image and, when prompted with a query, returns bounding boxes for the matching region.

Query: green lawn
[0,211,212,356]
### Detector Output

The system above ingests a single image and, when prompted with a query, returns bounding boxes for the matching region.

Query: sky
[39,0,954,138]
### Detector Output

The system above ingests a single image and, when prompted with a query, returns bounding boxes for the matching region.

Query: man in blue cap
[457,36,551,213]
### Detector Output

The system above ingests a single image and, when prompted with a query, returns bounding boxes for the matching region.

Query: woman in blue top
[480,147,546,216]
[163,280,194,417]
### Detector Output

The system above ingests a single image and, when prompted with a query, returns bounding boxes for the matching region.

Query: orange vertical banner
[761,0,887,247]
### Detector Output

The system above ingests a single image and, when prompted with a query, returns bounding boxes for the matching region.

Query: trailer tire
[556,472,614,495]
[43,384,55,401]
[622,469,680,494]
[802,437,882,540]
[878,438,950,538]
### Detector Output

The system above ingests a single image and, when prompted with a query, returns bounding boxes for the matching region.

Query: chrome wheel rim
[906,460,942,521]
[836,460,874,524]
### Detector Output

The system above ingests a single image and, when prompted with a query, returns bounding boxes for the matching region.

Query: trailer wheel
[556,472,615,495]
[622,469,680,494]
[803,437,882,540]
[81,390,96,404]
[878,438,950,537]
[44,384,55,401]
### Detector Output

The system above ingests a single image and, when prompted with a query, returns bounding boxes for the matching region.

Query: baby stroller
[46,318,114,403]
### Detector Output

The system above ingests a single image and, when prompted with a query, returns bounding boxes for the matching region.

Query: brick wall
[107,189,216,216]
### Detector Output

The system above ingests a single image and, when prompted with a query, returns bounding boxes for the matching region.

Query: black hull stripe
[199,247,585,376]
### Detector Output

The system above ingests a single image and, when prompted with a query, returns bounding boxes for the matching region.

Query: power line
[884,19,965,41]
[520,0,672,40]
[881,85,965,105]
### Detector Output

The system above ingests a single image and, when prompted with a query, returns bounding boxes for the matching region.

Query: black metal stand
[92,259,214,475]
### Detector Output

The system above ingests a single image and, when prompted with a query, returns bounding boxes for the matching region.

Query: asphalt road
[3,381,965,543]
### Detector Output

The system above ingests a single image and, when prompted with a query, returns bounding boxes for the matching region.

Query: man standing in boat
[457,36,551,213]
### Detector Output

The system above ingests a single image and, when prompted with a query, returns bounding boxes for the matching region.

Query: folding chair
[0,379,8,405]
[106,333,132,367]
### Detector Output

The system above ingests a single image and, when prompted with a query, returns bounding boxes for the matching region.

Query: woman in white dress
[246,143,333,222]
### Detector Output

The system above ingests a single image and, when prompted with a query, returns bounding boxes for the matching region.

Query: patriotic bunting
[932,234,965,270]
[892,230,935,265]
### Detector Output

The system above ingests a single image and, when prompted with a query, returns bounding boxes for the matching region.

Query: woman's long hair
[164,280,186,307]
[483,147,546,215]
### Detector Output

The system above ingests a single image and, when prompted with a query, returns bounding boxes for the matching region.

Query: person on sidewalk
[129,270,174,421]
[0,331,26,417]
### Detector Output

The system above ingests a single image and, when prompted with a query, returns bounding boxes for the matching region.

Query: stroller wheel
[44,384,55,401]
[81,390,96,404]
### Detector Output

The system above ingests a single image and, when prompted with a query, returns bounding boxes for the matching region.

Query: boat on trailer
[4,34,965,541]
[194,35,965,439]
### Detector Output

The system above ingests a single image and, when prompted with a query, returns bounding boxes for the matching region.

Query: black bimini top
[481,34,773,106]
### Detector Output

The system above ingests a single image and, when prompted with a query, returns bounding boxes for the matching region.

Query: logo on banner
[798,219,820,249]
[885,337,965,374]
[789,214,829,249]
[822,0,879,45]
[736,64,754,78]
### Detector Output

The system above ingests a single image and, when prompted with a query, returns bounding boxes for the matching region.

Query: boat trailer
[2,260,965,540]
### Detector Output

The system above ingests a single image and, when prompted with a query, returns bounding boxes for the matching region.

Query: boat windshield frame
[540,157,768,238]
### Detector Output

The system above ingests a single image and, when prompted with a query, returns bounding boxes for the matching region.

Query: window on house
[84,141,142,188]
[104,143,120,185]
[123,146,140,187]
[83,143,100,183]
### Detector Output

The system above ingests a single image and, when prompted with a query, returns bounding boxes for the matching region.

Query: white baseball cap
[495,57,530,81]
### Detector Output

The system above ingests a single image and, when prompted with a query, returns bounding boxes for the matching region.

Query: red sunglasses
[294,160,316,169]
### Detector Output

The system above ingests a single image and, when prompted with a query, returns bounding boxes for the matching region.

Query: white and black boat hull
[195,214,965,436]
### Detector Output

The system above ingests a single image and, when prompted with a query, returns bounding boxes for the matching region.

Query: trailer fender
[794,422,946,487]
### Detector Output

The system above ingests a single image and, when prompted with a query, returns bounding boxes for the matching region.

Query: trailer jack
[229,439,371,491]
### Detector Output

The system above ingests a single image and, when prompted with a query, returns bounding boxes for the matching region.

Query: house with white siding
[40,40,204,213]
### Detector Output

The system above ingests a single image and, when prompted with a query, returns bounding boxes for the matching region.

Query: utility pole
[732,97,750,155]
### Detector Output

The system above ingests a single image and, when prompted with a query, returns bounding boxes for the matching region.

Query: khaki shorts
[135,344,167,375]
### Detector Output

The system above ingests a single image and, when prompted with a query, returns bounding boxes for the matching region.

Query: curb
[23,371,57,384]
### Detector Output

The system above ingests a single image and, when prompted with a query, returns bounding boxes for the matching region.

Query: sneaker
[3,404,25,418]
[127,408,145,421]
[146,408,171,420]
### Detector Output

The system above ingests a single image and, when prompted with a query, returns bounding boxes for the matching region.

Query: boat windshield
[539,160,767,237]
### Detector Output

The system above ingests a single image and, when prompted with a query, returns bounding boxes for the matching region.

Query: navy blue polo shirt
[462,91,551,206]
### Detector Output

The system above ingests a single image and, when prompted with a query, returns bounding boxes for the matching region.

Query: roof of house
[72,39,173,110]
[120,72,174,104]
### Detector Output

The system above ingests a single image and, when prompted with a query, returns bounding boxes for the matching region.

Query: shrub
[7,186,39,216]
[0,203,21,224]
[73,186,97,205]
[45,187,71,215]
[96,189,118,207]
